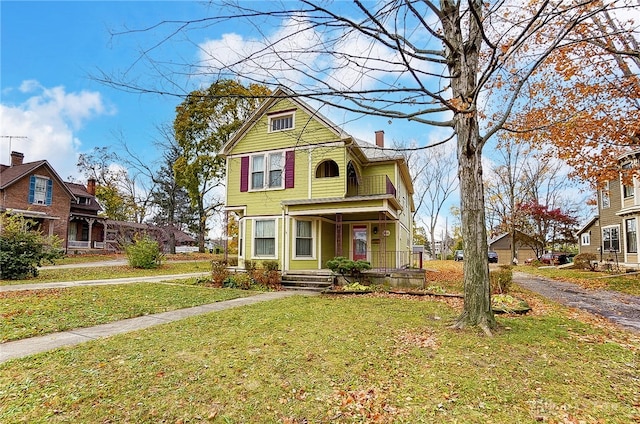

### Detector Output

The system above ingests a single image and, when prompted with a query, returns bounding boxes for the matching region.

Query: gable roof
[65,181,102,213]
[577,216,599,235]
[0,159,76,200]
[220,87,414,196]
[221,86,348,157]
[489,230,536,246]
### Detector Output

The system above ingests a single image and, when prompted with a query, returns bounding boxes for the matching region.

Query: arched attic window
[315,160,340,178]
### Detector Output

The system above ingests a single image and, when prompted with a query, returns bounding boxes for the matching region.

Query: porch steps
[281,271,334,292]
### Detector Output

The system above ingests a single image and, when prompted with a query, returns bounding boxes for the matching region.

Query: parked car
[539,253,568,265]
[488,251,498,263]
[454,250,464,261]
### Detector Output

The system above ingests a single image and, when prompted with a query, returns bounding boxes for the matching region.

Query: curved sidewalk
[1,290,317,364]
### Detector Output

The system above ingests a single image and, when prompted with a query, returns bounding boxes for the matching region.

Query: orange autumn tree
[492,2,640,186]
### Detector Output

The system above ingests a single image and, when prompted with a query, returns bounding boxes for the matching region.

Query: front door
[353,225,367,261]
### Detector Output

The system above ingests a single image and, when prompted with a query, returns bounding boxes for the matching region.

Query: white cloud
[0,81,115,180]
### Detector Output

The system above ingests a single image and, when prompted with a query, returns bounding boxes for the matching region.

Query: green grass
[0,283,255,342]
[0,261,213,285]
[517,265,640,296]
[1,294,638,423]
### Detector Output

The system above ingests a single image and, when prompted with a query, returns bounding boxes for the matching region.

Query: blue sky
[1,1,440,181]
[1,1,595,236]
[1,1,231,179]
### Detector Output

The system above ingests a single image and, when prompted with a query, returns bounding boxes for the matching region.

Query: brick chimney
[87,178,96,195]
[375,130,384,148]
[10,151,24,166]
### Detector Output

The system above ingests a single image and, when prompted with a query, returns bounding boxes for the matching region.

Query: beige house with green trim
[578,150,640,267]
[220,88,415,273]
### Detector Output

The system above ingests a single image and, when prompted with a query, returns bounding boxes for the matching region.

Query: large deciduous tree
[77,147,143,222]
[149,125,198,254]
[173,80,270,252]
[102,1,638,334]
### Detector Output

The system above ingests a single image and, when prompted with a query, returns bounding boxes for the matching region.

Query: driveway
[513,271,640,333]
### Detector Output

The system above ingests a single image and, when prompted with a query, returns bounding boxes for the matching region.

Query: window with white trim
[251,152,284,190]
[622,163,634,198]
[601,181,610,209]
[269,113,294,132]
[581,232,591,246]
[238,219,244,257]
[34,177,47,204]
[29,175,52,205]
[254,219,276,257]
[295,220,313,258]
[602,226,620,252]
[626,218,637,253]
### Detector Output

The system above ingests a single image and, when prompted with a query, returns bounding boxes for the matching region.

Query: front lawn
[0,261,213,286]
[1,293,638,423]
[1,283,255,342]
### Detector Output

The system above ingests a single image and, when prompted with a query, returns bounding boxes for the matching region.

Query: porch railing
[366,250,423,271]
[67,240,106,249]
[67,241,90,249]
[347,175,396,198]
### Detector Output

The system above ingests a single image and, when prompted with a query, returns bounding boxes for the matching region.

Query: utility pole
[1,136,28,162]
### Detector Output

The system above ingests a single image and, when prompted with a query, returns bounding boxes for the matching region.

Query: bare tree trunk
[442,0,495,333]
[453,116,495,333]
[197,198,206,253]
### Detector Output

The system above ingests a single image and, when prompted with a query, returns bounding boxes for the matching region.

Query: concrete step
[281,272,334,291]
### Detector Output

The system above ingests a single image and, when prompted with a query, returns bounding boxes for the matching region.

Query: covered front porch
[67,213,107,252]
[284,199,413,273]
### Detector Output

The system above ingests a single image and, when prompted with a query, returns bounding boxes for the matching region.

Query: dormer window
[78,197,90,205]
[268,111,295,132]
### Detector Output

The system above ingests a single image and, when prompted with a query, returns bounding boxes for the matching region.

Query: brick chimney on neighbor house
[87,178,96,196]
[10,151,24,166]
[375,130,384,148]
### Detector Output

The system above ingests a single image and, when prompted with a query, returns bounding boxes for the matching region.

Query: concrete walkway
[0,272,211,293]
[1,286,317,364]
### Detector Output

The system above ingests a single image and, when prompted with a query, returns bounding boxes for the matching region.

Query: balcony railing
[347,175,396,198]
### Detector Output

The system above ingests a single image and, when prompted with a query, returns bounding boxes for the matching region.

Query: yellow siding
[230,99,342,155]
[226,149,309,216]
[310,146,347,199]
[363,162,395,181]
[320,220,336,267]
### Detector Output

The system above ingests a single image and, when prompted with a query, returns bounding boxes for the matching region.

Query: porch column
[87,218,95,248]
[379,212,387,269]
[335,213,343,257]
[224,210,229,263]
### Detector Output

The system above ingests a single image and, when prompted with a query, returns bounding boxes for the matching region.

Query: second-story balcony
[347,175,397,198]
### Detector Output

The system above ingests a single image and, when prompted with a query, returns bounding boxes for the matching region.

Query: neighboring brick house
[577,150,640,267]
[1,151,195,254]
[65,179,108,251]
[0,151,75,244]
[220,87,415,273]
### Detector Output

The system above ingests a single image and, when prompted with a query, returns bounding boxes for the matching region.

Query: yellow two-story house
[221,88,415,275]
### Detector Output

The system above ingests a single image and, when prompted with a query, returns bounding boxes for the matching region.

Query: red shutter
[240,156,249,192]
[285,150,295,189]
